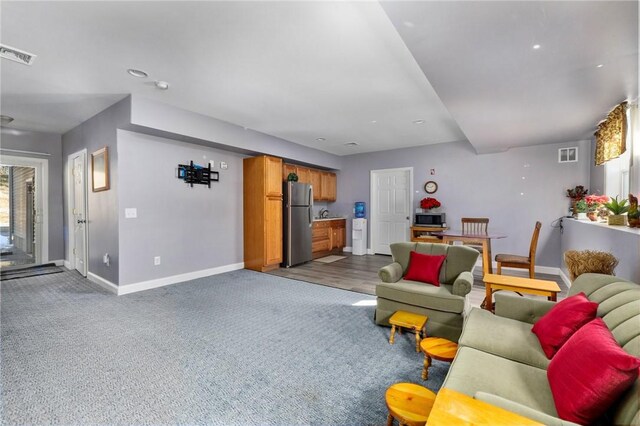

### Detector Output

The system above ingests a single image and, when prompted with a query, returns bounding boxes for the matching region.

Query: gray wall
[560,219,640,282]
[334,139,592,268]
[129,96,343,170]
[589,138,606,195]
[117,130,245,285]
[0,128,64,260]
[62,97,131,284]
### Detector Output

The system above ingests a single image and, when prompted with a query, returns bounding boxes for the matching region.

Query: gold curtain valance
[594,101,627,166]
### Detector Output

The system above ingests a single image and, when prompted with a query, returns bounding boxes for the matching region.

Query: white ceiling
[1,1,638,156]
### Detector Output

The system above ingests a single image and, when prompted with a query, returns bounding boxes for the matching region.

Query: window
[558,147,578,163]
[604,104,637,198]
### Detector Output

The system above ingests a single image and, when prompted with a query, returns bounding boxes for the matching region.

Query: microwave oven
[415,213,446,227]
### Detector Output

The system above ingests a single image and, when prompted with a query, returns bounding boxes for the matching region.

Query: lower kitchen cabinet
[312,219,346,259]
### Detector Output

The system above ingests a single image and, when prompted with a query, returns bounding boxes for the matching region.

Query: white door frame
[370,167,413,255]
[66,149,88,274]
[0,155,49,264]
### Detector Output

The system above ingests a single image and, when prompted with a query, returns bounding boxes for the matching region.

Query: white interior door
[371,168,412,255]
[71,152,88,276]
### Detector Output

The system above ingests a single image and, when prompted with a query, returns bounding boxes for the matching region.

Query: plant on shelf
[287,172,299,182]
[628,194,639,228]
[603,196,629,226]
[575,199,588,220]
[585,195,610,221]
[566,185,588,200]
[420,197,441,210]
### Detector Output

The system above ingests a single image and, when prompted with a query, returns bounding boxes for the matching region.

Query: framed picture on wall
[91,146,110,192]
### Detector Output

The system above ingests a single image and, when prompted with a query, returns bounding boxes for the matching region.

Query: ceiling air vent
[0,44,37,66]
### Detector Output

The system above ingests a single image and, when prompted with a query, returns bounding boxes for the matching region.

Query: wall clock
[424,180,438,194]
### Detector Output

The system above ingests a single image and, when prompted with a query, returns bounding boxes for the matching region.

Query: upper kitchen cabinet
[283,162,337,201]
[244,155,283,272]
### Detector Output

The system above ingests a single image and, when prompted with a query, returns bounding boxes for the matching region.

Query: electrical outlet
[154,256,161,266]
[125,208,137,219]
[220,161,228,170]
[103,253,110,266]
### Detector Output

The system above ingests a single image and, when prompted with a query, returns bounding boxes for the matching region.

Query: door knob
[406,216,410,220]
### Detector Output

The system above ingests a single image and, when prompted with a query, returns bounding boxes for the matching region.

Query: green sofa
[442,273,640,425]
[375,242,479,342]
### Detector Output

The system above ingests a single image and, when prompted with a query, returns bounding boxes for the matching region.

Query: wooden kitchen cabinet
[244,155,283,272]
[312,219,346,259]
[283,163,337,202]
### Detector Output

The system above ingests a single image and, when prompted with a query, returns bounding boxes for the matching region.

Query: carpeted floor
[1,269,448,425]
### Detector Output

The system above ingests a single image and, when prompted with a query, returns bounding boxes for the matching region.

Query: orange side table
[420,337,458,380]
[385,382,436,426]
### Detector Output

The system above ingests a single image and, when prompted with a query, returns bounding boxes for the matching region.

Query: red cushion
[531,292,598,359]
[548,318,640,425]
[403,251,446,286]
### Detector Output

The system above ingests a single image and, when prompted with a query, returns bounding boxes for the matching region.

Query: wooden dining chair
[495,221,542,279]
[461,218,489,252]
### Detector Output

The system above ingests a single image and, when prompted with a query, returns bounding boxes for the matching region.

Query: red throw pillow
[403,251,446,286]
[548,318,640,425]
[531,292,598,359]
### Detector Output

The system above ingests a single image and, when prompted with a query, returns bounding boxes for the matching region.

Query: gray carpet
[1,269,448,425]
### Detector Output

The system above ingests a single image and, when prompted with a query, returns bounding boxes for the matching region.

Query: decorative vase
[577,212,588,220]
[587,212,597,221]
[607,215,627,226]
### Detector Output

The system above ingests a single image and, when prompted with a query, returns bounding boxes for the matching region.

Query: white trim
[87,272,119,294]
[367,248,375,255]
[64,260,72,269]
[117,262,245,295]
[66,149,88,276]
[342,246,352,252]
[559,269,572,288]
[51,259,65,266]
[0,155,49,264]
[369,167,413,255]
[473,259,561,276]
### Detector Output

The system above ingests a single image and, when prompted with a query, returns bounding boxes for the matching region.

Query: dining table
[431,229,507,276]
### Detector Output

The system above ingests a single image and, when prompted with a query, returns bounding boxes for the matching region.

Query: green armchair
[375,242,479,342]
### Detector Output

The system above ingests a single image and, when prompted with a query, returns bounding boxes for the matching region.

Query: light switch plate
[125,208,137,219]
[220,161,228,170]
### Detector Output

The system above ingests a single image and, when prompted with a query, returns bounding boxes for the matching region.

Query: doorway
[0,156,48,268]
[67,150,88,276]
[370,167,413,255]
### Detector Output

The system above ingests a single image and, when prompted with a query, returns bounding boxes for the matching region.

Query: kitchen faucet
[319,208,329,219]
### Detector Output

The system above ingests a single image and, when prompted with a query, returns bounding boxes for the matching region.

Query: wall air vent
[0,44,37,66]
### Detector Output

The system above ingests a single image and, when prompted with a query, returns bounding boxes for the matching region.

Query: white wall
[117,130,245,286]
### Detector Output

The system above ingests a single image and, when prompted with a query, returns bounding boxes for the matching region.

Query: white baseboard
[117,262,245,296]
[367,248,375,255]
[63,260,72,270]
[473,259,561,276]
[559,269,572,288]
[50,259,65,267]
[343,246,352,252]
[87,272,119,294]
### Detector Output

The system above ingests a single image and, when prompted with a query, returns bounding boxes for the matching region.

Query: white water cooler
[352,218,367,256]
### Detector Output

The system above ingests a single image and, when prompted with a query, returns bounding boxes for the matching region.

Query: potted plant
[585,195,609,221]
[628,194,639,228]
[566,185,588,216]
[575,199,588,220]
[603,196,629,226]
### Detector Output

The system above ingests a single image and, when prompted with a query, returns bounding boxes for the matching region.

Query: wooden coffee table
[420,337,458,380]
[426,388,543,425]
[482,274,561,312]
[385,382,436,426]
[389,311,428,352]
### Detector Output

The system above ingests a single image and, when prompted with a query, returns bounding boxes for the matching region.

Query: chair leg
[496,262,502,275]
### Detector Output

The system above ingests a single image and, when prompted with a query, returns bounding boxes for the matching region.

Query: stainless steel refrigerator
[283,182,313,267]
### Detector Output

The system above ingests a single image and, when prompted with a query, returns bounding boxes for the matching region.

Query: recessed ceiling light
[0,115,14,124]
[154,80,169,90]
[127,68,148,78]
[316,137,326,142]
[596,64,604,68]
[532,44,541,50]
[344,142,359,146]
[371,120,377,124]
[413,119,425,125]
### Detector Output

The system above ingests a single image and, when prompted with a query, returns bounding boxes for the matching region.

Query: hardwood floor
[267,253,569,308]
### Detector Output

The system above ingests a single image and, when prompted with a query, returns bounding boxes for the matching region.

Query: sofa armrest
[378,262,403,283]
[452,271,473,296]
[474,392,580,426]
[494,292,555,324]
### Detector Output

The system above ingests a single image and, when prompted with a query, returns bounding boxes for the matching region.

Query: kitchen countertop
[313,217,347,222]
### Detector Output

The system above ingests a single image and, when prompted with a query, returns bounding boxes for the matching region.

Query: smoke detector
[0,44,37,66]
